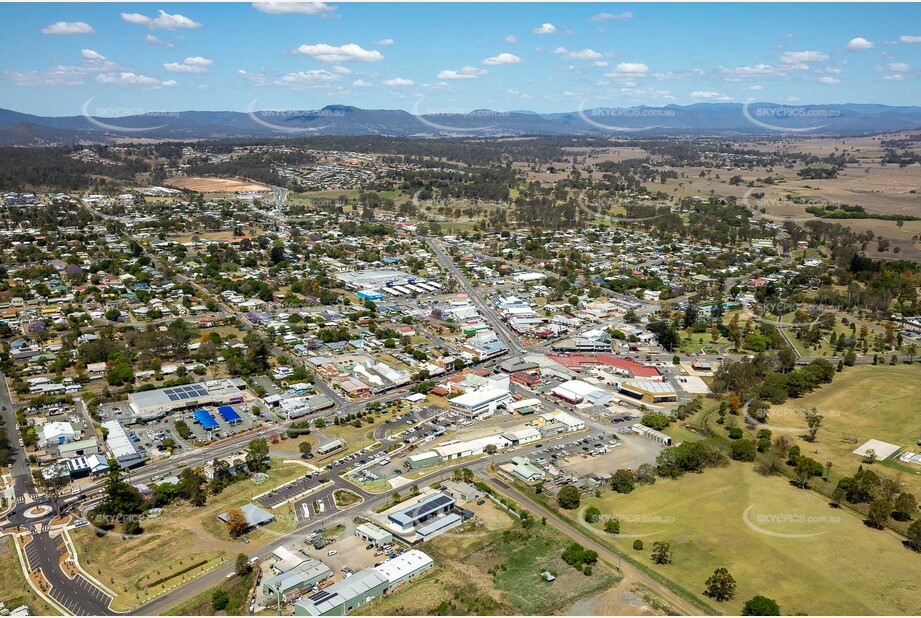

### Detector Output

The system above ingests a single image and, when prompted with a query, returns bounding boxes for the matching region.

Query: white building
[449,387,510,418]
[101,420,143,468]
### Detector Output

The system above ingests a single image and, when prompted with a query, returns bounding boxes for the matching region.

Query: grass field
[72,460,305,611]
[165,570,255,615]
[579,463,921,616]
[0,537,57,616]
[766,364,921,497]
[356,502,617,615]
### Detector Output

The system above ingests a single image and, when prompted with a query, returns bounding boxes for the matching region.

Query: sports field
[579,463,921,616]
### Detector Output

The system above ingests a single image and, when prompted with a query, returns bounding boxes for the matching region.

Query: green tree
[742,595,780,616]
[245,438,269,473]
[704,567,737,602]
[604,518,620,534]
[235,553,252,576]
[866,499,892,529]
[584,506,601,523]
[212,589,230,611]
[651,541,672,565]
[298,442,313,459]
[610,468,636,494]
[557,485,581,510]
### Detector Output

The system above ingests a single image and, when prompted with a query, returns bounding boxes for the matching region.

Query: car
[327,550,338,556]
[242,537,250,544]
[476,499,486,506]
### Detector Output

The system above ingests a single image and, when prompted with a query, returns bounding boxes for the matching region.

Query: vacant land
[72,460,305,611]
[165,569,255,616]
[357,501,617,615]
[0,537,57,616]
[579,463,921,616]
[165,177,271,193]
[767,364,921,497]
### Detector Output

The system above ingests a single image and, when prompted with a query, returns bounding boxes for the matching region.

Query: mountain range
[1,102,920,146]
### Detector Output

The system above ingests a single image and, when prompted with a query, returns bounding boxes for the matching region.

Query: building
[355,522,393,547]
[317,439,345,455]
[439,480,481,503]
[294,568,389,616]
[631,423,673,446]
[374,550,434,585]
[38,421,77,447]
[505,398,542,415]
[539,410,585,433]
[406,451,441,469]
[549,380,613,406]
[449,387,510,418]
[619,380,678,403]
[387,493,455,533]
[263,559,333,605]
[501,426,542,446]
[126,379,247,421]
[101,420,143,468]
[218,503,276,530]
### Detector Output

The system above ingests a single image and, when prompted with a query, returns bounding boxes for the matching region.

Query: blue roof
[217,405,241,422]
[193,409,219,430]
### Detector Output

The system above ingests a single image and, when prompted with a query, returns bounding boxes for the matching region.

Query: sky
[3,2,921,117]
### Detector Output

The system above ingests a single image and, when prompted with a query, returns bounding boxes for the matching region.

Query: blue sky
[3,2,921,117]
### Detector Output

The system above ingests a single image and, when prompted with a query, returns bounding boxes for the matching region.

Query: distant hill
[0,102,919,145]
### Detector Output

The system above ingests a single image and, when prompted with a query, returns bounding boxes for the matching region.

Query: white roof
[373,550,433,584]
[551,379,605,399]
[102,420,140,460]
[451,387,508,408]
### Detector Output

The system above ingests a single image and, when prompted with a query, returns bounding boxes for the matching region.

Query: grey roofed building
[294,568,389,616]
[263,559,333,602]
[387,493,455,531]
[218,503,275,529]
[497,357,540,373]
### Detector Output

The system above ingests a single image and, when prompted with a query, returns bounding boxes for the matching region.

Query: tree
[212,589,230,611]
[742,596,780,616]
[245,438,269,473]
[611,469,636,494]
[484,443,498,456]
[866,499,891,529]
[802,407,824,442]
[635,463,657,485]
[893,492,917,522]
[704,567,737,602]
[633,539,644,551]
[298,442,313,459]
[225,507,249,538]
[235,553,252,576]
[794,457,823,489]
[651,541,672,565]
[557,485,581,510]
[907,520,921,551]
[604,518,620,534]
[584,506,601,523]
[730,439,757,462]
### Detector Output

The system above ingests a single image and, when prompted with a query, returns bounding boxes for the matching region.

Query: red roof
[548,354,660,379]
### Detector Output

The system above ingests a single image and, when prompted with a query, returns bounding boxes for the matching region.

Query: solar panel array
[164,383,209,402]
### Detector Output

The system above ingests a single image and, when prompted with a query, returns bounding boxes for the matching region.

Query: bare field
[165,177,272,193]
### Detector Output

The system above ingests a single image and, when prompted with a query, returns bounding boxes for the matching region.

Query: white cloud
[332,65,351,75]
[121,10,201,30]
[880,62,911,72]
[353,79,372,87]
[238,69,268,85]
[748,85,763,91]
[80,49,106,61]
[275,69,343,87]
[145,34,174,47]
[437,66,488,80]
[374,38,394,46]
[504,88,531,99]
[552,47,603,60]
[296,43,383,63]
[41,21,94,35]
[164,56,213,73]
[591,11,633,21]
[505,34,518,44]
[532,23,556,35]
[719,63,787,80]
[846,37,875,50]
[96,72,178,88]
[690,90,732,102]
[817,76,840,84]
[606,62,649,77]
[482,53,523,65]
[593,61,609,67]
[883,74,905,81]
[898,35,921,43]
[252,2,336,15]
[383,77,414,86]
[780,50,829,65]
[6,66,88,86]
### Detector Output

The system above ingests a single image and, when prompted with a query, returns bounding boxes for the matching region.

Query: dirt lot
[165,177,272,193]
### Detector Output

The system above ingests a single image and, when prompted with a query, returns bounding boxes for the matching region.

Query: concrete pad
[853,439,901,461]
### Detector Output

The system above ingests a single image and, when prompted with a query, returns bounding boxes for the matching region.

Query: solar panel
[168,394,180,401]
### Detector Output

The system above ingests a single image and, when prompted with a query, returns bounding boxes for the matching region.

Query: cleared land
[356,500,618,615]
[767,364,921,497]
[165,177,271,193]
[578,463,921,616]
[0,537,57,616]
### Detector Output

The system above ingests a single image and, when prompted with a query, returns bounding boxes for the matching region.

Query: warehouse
[317,438,345,455]
[406,451,441,469]
[619,380,678,403]
[355,522,393,547]
[550,380,613,406]
[356,289,384,301]
[263,559,333,605]
[101,420,143,468]
[336,268,421,291]
[294,568,389,616]
[415,514,463,541]
[387,493,455,532]
[126,378,247,420]
[374,550,434,586]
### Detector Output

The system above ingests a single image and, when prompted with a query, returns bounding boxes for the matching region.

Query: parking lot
[254,473,328,509]
[294,491,337,524]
